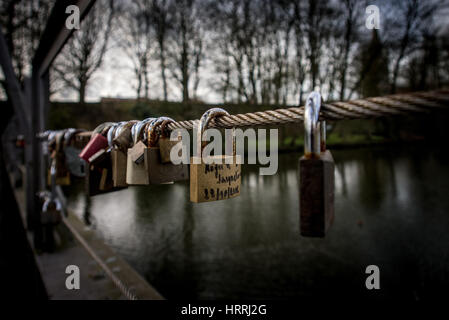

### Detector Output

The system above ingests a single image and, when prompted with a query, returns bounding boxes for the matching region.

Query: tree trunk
[391,18,411,94]
[79,81,87,104]
[181,14,189,102]
[159,43,168,101]
[136,72,142,101]
[143,58,149,100]
[391,54,403,94]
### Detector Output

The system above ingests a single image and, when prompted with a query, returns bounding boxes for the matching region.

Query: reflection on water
[66,146,449,300]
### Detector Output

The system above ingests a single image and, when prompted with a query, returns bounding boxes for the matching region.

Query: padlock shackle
[304,91,325,157]
[132,117,155,145]
[113,121,127,138]
[112,120,139,150]
[63,128,76,144]
[197,108,235,158]
[107,123,119,149]
[47,130,57,143]
[63,128,86,147]
[115,121,138,139]
[159,118,175,138]
[146,117,173,147]
[93,122,116,136]
[52,130,67,156]
[47,130,59,151]
[42,197,62,213]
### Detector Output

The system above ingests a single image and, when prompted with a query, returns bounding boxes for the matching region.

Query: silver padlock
[64,128,87,177]
[299,92,335,237]
[126,118,155,185]
[41,159,63,225]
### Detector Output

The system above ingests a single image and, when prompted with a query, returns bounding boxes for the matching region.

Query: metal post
[2,0,96,251]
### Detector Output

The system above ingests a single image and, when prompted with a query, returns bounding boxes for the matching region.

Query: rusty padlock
[299,92,334,237]
[190,108,241,203]
[144,117,189,184]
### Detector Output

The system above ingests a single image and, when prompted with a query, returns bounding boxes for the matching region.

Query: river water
[66,145,449,300]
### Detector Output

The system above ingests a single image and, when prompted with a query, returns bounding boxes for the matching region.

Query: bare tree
[152,0,171,102]
[258,0,293,105]
[290,0,307,105]
[167,0,204,102]
[209,0,266,104]
[338,0,362,100]
[221,0,251,103]
[0,0,53,83]
[384,0,441,93]
[52,0,115,104]
[118,0,153,100]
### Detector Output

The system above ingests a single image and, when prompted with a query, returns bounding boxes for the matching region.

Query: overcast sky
[2,1,449,104]
[53,41,225,104]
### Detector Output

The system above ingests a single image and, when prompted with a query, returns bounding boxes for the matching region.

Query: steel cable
[165,89,449,130]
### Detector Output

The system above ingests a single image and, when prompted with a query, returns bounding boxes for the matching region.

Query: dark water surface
[66,145,449,300]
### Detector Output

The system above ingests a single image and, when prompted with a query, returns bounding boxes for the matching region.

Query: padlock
[79,122,114,162]
[82,122,111,196]
[128,118,154,164]
[85,123,125,196]
[86,151,110,196]
[144,117,189,184]
[111,121,137,187]
[63,128,87,178]
[126,118,155,185]
[47,130,71,186]
[159,120,182,164]
[113,120,138,152]
[41,197,63,225]
[85,123,114,196]
[74,131,93,149]
[42,159,63,225]
[299,92,334,237]
[190,108,241,203]
[98,124,122,191]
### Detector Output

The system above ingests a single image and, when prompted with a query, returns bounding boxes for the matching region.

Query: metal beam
[27,70,48,249]
[0,31,30,132]
[33,0,96,76]
[27,0,96,250]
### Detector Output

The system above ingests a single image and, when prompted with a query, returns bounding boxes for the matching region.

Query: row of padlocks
[40,92,334,237]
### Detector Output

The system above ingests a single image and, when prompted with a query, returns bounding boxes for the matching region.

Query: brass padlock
[126,118,155,185]
[159,121,182,164]
[144,117,189,184]
[111,121,137,187]
[299,92,334,237]
[190,108,241,203]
